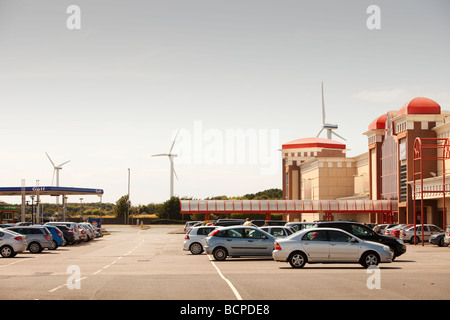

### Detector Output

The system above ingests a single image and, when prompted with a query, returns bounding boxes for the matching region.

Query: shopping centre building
[282,97,449,228]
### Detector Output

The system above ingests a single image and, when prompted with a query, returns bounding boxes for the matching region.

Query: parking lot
[1,224,450,301]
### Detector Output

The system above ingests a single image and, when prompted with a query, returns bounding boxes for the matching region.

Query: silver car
[0,228,27,258]
[183,226,218,254]
[6,226,53,253]
[272,227,393,268]
[204,226,276,261]
[260,226,294,238]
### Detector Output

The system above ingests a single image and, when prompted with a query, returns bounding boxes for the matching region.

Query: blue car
[41,225,65,249]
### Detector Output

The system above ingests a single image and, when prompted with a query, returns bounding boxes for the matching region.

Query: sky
[0,0,449,205]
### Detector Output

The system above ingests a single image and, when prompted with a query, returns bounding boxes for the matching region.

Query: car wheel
[361,251,380,268]
[28,242,42,253]
[213,247,228,261]
[49,240,58,250]
[189,242,203,255]
[410,236,420,244]
[0,245,15,258]
[439,238,447,247]
[288,251,307,268]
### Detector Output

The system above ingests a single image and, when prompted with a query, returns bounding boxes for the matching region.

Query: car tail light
[67,230,73,234]
[274,242,282,251]
[44,234,51,241]
[57,230,63,238]
[14,236,23,242]
[184,234,190,240]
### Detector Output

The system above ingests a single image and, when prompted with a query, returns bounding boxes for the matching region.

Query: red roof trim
[282,137,346,150]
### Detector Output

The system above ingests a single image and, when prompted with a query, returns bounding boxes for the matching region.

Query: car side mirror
[350,238,359,243]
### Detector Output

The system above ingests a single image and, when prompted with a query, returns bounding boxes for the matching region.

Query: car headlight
[383,246,392,252]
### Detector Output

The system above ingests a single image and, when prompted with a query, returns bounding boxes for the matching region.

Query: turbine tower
[152,130,180,199]
[316,82,346,141]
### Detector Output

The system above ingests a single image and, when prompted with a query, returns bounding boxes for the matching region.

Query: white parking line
[48,239,145,294]
[207,255,243,300]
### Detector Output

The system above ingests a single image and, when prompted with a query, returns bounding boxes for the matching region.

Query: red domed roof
[368,114,387,130]
[282,137,346,150]
[398,97,441,115]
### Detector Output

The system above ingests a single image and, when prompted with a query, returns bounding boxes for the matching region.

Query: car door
[300,230,330,262]
[222,228,248,256]
[328,230,360,262]
[243,228,274,255]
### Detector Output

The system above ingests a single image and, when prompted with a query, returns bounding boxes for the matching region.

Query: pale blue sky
[0,0,449,205]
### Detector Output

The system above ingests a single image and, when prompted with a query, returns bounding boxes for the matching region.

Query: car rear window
[197,227,215,236]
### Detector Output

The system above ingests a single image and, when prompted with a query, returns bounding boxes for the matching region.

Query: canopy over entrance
[180,199,397,221]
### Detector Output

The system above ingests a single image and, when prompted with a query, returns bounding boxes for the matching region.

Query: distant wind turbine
[316,82,346,141]
[46,152,71,187]
[152,130,180,199]
[45,152,71,205]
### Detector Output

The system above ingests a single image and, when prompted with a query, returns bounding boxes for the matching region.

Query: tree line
[39,188,282,222]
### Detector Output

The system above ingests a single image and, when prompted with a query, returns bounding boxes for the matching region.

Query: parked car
[389,224,413,238]
[444,225,450,246]
[251,220,288,227]
[54,225,77,245]
[272,227,393,268]
[184,221,201,232]
[384,224,400,236]
[0,228,27,258]
[429,232,447,247]
[205,226,275,261]
[377,224,397,234]
[213,219,246,227]
[259,226,294,238]
[6,226,53,253]
[400,224,444,244]
[78,223,94,241]
[45,222,81,243]
[313,221,406,259]
[285,222,315,232]
[38,225,65,249]
[183,226,218,254]
[80,223,97,240]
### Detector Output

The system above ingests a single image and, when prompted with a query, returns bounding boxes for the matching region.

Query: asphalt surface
[1,224,450,301]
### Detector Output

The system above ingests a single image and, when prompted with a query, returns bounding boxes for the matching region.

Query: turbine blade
[151,153,169,157]
[169,157,179,181]
[58,160,71,167]
[332,131,347,141]
[316,127,325,137]
[46,152,55,167]
[169,129,180,153]
[52,169,56,185]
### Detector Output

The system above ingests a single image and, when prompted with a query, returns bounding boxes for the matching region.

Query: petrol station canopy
[0,186,103,197]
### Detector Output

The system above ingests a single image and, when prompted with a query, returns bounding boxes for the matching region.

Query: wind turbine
[45,152,71,205]
[316,82,346,141]
[152,130,180,199]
